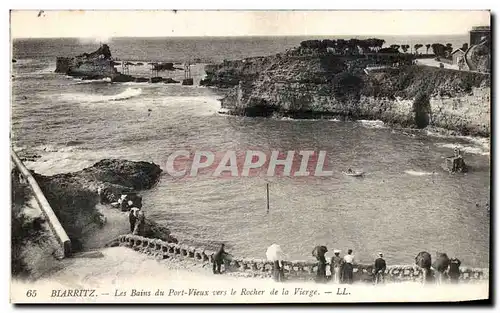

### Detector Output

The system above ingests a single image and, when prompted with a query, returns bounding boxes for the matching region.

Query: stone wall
[115,235,488,283]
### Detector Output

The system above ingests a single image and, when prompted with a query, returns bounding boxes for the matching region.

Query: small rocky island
[55,44,182,83]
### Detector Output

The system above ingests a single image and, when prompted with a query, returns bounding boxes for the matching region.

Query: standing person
[343,249,355,284]
[316,254,327,283]
[312,246,328,283]
[272,260,285,282]
[212,244,228,274]
[129,207,140,233]
[120,195,129,212]
[374,252,387,284]
[132,209,145,236]
[97,186,105,204]
[330,250,343,284]
[448,257,461,283]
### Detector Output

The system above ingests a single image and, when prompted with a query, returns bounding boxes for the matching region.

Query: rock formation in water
[32,159,177,251]
[202,47,490,136]
[55,44,134,82]
[152,62,183,71]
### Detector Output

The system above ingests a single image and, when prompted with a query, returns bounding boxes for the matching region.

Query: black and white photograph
[9,10,491,303]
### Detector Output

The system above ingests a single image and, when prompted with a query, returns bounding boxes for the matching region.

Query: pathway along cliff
[202,49,490,137]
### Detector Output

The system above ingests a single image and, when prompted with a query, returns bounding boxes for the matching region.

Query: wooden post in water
[266,183,270,214]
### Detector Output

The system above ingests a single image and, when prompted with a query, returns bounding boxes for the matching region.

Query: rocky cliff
[55,44,134,82]
[32,159,177,251]
[205,51,491,136]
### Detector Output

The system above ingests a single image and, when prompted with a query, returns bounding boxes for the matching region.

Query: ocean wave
[34,144,81,153]
[426,130,490,150]
[32,64,56,75]
[59,87,143,103]
[122,81,150,86]
[405,170,436,176]
[12,58,34,65]
[436,143,489,156]
[74,77,112,84]
[358,120,386,129]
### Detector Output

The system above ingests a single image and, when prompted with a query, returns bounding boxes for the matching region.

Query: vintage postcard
[10,10,491,304]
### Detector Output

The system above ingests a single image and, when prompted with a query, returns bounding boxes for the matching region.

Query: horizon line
[12,33,470,40]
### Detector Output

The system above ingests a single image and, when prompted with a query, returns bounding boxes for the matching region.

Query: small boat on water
[343,170,364,177]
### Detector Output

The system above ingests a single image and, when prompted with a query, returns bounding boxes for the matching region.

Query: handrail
[11,148,71,257]
[116,235,489,282]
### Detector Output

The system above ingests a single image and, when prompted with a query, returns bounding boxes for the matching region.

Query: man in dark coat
[213,244,228,274]
[97,186,105,204]
[129,207,139,233]
[312,246,328,283]
[374,252,387,284]
[448,257,461,283]
[272,260,285,282]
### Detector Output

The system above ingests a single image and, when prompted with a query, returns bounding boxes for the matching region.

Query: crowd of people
[98,187,147,236]
[308,247,386,284]
[209,243,463,285]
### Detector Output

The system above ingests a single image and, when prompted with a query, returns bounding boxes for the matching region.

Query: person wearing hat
[129,207,140,233]
[374,252,387,284]
[132,208,146,236]
[330,249,344,284]
[448,257,461,283]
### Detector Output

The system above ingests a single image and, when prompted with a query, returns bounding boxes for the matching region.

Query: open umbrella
[266,244,286,261]
[312,246,328,258]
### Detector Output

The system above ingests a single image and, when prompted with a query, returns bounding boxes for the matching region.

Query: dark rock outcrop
[152,62,183,71]
[149,77,163,83]
[134,77,149,83]
[163,78,180,84]
[32,159,176,250]
[55,44,132,82]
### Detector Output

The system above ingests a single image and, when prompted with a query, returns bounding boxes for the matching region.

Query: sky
[10,10,491,39]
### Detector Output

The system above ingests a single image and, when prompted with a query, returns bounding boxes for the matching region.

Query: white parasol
[266,244,286,261]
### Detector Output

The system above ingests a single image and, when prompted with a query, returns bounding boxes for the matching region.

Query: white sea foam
[59,87,143,103]
[33,64,56,75]
[405,170,436,176]
[74,77,112,84]
[217,108,231,115]
[358,120,386,129]
[436,143,489,156]
[35,144,79,153]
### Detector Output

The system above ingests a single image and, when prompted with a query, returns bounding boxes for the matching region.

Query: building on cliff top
[451,48,467,70]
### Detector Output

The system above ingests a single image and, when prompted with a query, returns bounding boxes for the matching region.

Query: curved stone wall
[115,235,488,282]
